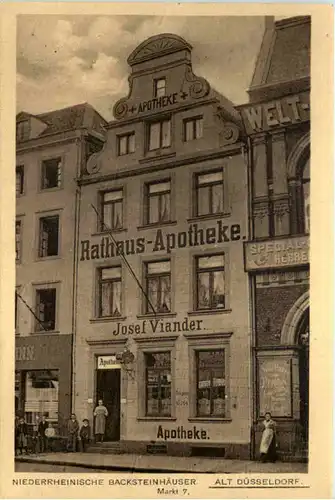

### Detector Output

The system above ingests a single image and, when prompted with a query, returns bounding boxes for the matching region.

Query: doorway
[96,369,121,441]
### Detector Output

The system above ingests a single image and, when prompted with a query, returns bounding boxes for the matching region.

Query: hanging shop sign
[97,355,122,370]
[80,221,242,262]
[244,236,309,271]
[240,91,310,135]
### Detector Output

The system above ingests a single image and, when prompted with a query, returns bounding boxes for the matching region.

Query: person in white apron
[260,412,277,462]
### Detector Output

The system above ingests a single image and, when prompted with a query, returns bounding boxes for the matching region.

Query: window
[196,254,225,310]
[41,158,62,189]
[196,350,226,417]
[302,158,310,234]
[16,220,22,262]
[100,190,123,231]
[16,121,30,142]
[145,352,171,416]
[98,267,122,317]
[154,78,166,98]
[195,170,224,216]
[184,117,203,141]
[23,370,59,427]
[35,288,56,332]
[148,119,171,151]
[38,216,59,258]
[145,260,171,314]
[16,166,24,196]
[118,133,135,156]
[146,181,171,225]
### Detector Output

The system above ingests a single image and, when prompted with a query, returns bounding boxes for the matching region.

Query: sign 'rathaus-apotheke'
[80,220,243,261]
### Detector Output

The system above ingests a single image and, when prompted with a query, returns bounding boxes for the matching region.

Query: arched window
[302,158,310,234]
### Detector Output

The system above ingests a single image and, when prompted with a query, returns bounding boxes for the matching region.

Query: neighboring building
[240,16,310,460]
[74,34,252,458]
[15,104,107,433]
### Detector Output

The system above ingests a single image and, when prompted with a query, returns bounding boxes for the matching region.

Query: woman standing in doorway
[93,399,108,443]
[260,412,277,462]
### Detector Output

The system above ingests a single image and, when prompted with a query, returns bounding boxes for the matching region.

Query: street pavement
[16,452,308,474]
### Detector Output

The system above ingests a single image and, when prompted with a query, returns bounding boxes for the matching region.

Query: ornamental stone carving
[184,66,210,100]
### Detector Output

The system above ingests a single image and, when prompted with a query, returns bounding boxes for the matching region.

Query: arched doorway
[297,309,309,444]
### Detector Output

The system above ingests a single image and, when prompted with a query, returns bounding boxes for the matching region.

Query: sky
[17,15,268,122]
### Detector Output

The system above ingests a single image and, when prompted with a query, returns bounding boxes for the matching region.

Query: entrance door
[96,369,121,441]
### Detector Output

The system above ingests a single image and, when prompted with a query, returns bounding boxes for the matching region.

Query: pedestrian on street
[260,412,277,463]
[66,414,79,452]
[16,416,28,455]
[93,399,108,443]
[79,419,91,452]
[38,415,48,453]
[31,417,40,454]
[45,422,56,451]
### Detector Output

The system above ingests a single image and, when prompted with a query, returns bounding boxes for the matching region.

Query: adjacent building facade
[15,104,107,433]
[240,16,310,460]
[74,34,252,458]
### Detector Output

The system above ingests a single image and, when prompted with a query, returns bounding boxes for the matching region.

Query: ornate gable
[128,33,192,66]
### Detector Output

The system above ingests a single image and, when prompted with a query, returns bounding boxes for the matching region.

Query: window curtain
[198,274,210,308]
[160,193,170,222]
[160,276,171,311]
[212,184,223,213]
[213,271,225,307]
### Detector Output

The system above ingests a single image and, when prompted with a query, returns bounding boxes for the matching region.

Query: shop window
[148,119,171,151]
[118,133,135,156]
[100,190,123,231]
[196,254,225,310]
[145,352,171,416]
[41,158,62,190]
[195,170,224,217]
[15,371,20,413]
[154,78,166,98]
[145,260,171,314]
[98,267,122,318]
[302,158,310,234]
[38,215,59,258]
[196,350,226,417]
[184,117,203,141]
[16,166,24,196]
[16,219,22,262]
[16,120,30,142]
[146,180,171,225]
[35,288,56,332]
[23,370,59,428]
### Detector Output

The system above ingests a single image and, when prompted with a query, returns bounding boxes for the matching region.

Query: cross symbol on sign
[129,105,137,113]
[180,92,188,100]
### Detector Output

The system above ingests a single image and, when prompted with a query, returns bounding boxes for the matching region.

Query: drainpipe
[71,133,83,415]
[246,136,257,460]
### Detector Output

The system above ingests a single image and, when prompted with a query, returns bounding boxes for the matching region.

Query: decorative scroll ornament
[116,347,136,380]
[273,202,290,219]
[113,98,129,120]
[219,122,240,146]
[253,204,269,220]
[86,152,102,175]
[184,66,210,100]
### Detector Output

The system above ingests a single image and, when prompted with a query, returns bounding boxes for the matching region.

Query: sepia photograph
[0,3,333,498]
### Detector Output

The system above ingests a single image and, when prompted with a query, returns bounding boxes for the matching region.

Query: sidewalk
[16,452,308,474]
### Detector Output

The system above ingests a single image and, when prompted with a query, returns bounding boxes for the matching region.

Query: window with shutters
[35,288,56,332]
[38,216,59,258]
[145,352,171,417]
[41,158,62,189]
[100,190,123,231]
[98,267,122,318]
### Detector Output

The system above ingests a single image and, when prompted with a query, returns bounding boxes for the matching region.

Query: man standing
[38,415,48,453]
[67,414,79,452]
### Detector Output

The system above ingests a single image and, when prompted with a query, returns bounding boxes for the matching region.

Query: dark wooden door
[96,369,121,441]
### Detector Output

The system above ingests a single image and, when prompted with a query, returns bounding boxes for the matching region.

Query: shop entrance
[96,369,121,441]
[298,309,309,443]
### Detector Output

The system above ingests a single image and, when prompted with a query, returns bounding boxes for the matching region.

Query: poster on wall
[258,357,292,417]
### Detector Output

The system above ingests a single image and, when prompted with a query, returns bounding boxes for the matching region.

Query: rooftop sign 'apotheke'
[240,91,310,135]
[126,91,189,115]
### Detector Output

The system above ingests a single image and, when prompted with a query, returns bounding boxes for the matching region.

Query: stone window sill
[137,312,177,320]
[90,316,126,324]
[137,417,177,422]
[188,309,232,316]
[187,212,231,223]
[137,221,177,231]
[188,417,232,423]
